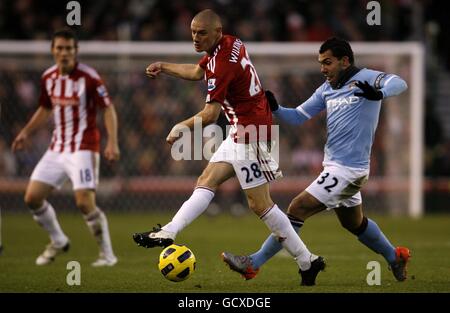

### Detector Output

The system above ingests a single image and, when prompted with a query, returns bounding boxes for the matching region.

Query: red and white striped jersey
[39,62,112,153]
[198,35,272,143]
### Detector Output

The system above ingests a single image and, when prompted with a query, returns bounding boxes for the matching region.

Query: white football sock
[32,201,68,247]
[162,187,215,235]
[84,208,115,259]
[261,204,316,270]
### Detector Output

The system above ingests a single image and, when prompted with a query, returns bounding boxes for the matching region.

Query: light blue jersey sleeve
[368,70,408,98]
[273,84,326,125]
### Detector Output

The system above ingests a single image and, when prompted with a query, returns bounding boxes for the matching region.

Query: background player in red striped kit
[12,29,120,266]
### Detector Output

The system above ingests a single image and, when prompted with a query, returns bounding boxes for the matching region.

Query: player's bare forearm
[162,63,204,80]
[103,105,120,162]
[183,102,221,128]
[104,105,118,142]
[12,107,51,151]
[166,102,221,145]
[146,62,204,81]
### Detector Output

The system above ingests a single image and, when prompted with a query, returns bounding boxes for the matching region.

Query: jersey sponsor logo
[326,96,360,112]
[50,97,80,107]
[47,77,85,107]
[207,78,216,91]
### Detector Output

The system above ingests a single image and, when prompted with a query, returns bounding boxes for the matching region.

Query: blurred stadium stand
[0,0,449,214]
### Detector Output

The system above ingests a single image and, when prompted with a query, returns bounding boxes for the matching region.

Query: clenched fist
[146,62,162,79]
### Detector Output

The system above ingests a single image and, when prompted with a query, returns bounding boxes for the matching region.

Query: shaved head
[191,9,223,54]
[192,9,222,29]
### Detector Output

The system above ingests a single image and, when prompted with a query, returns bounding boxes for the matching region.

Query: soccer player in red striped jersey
[133,9,325,286]
[12,29,119,267]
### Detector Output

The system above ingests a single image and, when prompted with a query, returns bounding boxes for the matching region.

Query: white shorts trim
[30,150,100,190]
[305,162,369,209]
[209,136,282,189]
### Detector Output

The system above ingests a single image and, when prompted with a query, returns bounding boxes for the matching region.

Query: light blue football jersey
[277,68,407,169]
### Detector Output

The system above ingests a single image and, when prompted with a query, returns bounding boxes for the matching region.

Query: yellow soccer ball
[158,244,196,282]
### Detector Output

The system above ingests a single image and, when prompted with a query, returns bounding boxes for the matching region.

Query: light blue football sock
[250,215,303,269]
[358,218,396,264]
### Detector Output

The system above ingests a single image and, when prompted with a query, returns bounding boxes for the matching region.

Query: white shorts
[305,162,369,209]
[209,136,282,189]
[30,150,100,190]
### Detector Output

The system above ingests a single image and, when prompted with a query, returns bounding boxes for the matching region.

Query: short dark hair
[51,29,78,48]
[319,37,354,64]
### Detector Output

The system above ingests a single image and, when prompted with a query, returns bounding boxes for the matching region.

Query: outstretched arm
[265,90,325,126]
[11,106,52,152]
[166,101,221,145]
[146,62,204,81]
[274,106,308,125]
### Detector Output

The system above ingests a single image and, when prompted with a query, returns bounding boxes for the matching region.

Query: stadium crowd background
[0,0,449,212]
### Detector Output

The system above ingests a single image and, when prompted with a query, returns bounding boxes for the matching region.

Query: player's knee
[75,200,95,214]
[75,192,95,214]
[247,197,258,212]
[286,195,309,219]
[196,173,208,187]
[197,171,218,190]
[76,200,87,210]
[247,200,264,215]
[24,192,44,211]
[247,194,273,216]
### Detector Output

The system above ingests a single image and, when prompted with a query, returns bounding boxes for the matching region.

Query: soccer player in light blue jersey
[222,37,411,285]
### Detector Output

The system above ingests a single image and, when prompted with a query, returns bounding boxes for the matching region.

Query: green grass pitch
[0,211,449,292]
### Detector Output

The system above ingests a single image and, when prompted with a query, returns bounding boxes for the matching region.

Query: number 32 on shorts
[316,172,339,193]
